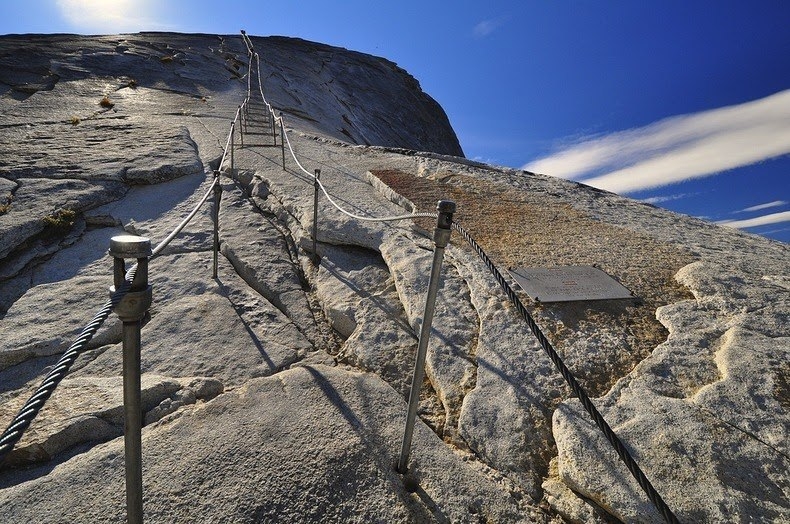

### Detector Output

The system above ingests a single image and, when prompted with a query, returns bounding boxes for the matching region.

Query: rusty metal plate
[508,266,633,303]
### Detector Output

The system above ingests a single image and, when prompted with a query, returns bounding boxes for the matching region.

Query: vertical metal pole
[109,235,153,524]
[397,200,456,474]
[212,171,222,278]
[312,169,321,260]
[230,121,235,176]
[238,106,244,148]
[245,43,252,101]
[122,318,143,524]
[280,112,286,169]
[271,110,277,145]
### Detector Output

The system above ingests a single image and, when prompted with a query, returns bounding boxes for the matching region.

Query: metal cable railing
[240,30,679,523]
[0,175,220,465]
[0,266,137,463]
[0,30,681,524]
[241,38,430,224]
[0,34,252,517]
[0,85,236,466]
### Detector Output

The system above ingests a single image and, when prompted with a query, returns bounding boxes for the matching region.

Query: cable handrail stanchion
[238,105,245,147]
[238,103,247,143]
[271,107,276,146]
[312,169,321,261]
[0,171,218,465]
[212,170,222,278]
[397,200,455,474]
[244,100,249,134]
[217,122,234,174]
[109,235,153,524]
[151,178,217,258]
[230,119,236,176]
[279,113,286,168]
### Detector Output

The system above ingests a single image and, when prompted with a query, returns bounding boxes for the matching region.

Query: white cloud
[735,200,787,213]
[473,18,505,38]
[523,89,790,194]
[717,210,790,229]
[55,0,169,33]
[758,226,790,236]
[640,192,699,204]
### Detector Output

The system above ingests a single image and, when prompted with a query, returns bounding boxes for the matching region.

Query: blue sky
[2,1,789,242]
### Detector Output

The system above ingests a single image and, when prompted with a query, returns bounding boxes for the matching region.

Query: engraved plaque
[508,266,633,303]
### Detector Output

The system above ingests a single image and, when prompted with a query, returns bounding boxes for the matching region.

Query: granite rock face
[0,32,462,312]
[1,32,788,523]
[258,36,464,156]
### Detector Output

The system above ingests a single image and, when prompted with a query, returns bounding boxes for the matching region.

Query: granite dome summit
[0,32,788,523]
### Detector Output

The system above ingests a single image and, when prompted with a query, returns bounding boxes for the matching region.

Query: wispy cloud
[55,0,170,33]
[640,192,700,204]
[734,200,787,214]
[717,211,790,229]
[523,89,790,194]
[758,226,790,236]
[473,17,506,38]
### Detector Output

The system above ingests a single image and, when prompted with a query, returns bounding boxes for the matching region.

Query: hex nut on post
[433,200,455,248]
[113,288,153,322]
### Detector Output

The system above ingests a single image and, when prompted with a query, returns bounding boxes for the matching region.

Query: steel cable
[0,173,220,465]
[451,221,680,524]
[317,179,438,222]
[0,266,137,464]
[151,176,219,257]
[242,34,678,522]
[1,29,247,467]
[246,45,429,224]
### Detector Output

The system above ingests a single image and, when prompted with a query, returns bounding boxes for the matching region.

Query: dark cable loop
[451,221,680,524]
[0,266,137,464]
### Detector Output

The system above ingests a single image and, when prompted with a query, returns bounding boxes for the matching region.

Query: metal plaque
[508,266,633,303]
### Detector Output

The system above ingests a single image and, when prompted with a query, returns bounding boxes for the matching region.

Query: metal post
[245,38,252,100]
[109,235,153,524]
[271,111,277,146]
[230,120,235,176]
[212,171,222,278]
[279,112,286,169]
[312,169,321,261]
[238,106,244,148]
[397,200,455,474]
